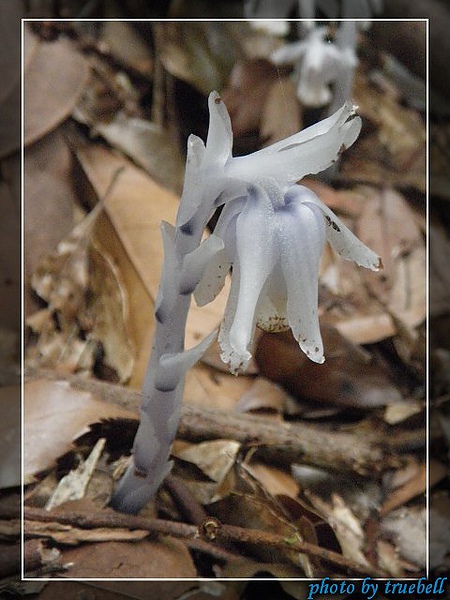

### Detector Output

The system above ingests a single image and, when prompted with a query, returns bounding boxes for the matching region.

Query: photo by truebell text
[307,577,448,599]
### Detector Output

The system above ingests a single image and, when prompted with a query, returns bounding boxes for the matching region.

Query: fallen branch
[25,368,421,475]
[23,506,387,578]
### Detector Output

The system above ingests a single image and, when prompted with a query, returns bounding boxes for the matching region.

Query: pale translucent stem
[110,216,212,514]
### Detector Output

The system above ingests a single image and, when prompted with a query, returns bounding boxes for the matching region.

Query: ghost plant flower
[110,91,380,514]
[271,23,358,108]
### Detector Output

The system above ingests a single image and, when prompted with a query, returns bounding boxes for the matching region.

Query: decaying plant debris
[1,9,447,588]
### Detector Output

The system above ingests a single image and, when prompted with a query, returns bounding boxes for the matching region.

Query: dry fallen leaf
[343,68,426,192]
[256,325,404,409]
[26,200,135,382]
[305,491,371,571]
[24,379,137,481]
[156,22,241,95]
[24,26,90,147]
[25,520,149,546]
[60,538,197,578]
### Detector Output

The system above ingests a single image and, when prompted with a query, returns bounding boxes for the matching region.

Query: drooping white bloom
[271,24,357,108]
[111,89,380,514]
[190,92,380,374]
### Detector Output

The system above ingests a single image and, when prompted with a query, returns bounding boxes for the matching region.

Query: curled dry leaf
[304,491,371,571]
[26,200,135,382]
[172,439,240,504]
[89,244,135,382]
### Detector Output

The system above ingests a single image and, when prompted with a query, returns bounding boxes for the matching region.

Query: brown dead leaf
[24,26,90,147]
[234,378,289,416]
[243,463,299,500]
[24,130,78,317]
[304,492,371,571]
[317,186,425,348]
[24,379,137,481]
[173,439,240,505]
[26,198,134,382]
[221,59,280,139]
[343,69,426,192]
[208,465,319,577]
[380,461,444,516]
[256,325,404,409]
[60,538,196,578]
[156,22,241,95]
[25,520,149,546]
[100,22,153,77]
[89,244,135,382]
[357,187,426,330]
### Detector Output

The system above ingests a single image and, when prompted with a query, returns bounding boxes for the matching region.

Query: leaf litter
[18,17,437,582]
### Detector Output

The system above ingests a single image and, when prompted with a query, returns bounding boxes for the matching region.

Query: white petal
[226,188,278,368]
[307,192,382,270]
[227,102,361,185]
[176,134,205,230]
[279,201,326,363]
[271,40,307,65]
[180,234,224,296]
[218,263,245,374]
[193,199,244,306]
[193,248,231,307]
[255,265,289,332]
[205,91,233,168]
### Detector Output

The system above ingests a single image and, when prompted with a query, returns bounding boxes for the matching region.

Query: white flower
[271,25,357,108]
[190,92,381,374]
[177,90,362,234]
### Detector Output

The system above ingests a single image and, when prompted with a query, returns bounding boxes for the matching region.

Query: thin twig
[23,507,387,577]
[24,367,418,476]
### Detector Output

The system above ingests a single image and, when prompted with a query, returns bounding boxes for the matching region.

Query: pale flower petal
[226,187,278,369]
[205,91,233,168]
[176,134,206,230]
[279,199,326,363]
[218,263,245,374]
[193,198,243,306]
[255,265,289,332]
[305,191,382,270]
[227,101,361,185]
[180,234,224,296]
